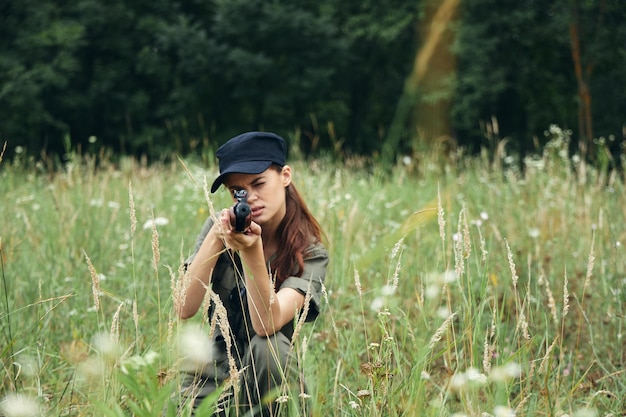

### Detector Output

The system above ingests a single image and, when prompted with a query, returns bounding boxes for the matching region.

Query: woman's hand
[217,209,262,252]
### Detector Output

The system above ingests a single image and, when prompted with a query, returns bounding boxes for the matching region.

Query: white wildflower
[177,324,214,373]
[0,393,40,417]
[572,408,598,417]
[275,395,289,404]
[425,285,440,300]
[494,406,515,417]
[92,332,121,360]
[489,362,521,382]
[381,284,396,296]
[370,296,385,312]
[142,217,169,230]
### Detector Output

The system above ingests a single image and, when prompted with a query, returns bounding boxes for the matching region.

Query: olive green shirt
[186,217,328,345]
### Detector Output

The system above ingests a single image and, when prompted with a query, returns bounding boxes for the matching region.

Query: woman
[179,132,328,416]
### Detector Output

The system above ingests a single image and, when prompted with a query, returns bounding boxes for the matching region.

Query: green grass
[1,134,625,416]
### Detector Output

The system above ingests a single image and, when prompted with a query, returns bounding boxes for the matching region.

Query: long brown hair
[272,166,324,287]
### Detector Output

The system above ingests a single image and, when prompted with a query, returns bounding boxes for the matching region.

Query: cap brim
[210,160,273,193]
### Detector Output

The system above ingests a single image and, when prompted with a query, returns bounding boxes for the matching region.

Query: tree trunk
[569,3,594,159]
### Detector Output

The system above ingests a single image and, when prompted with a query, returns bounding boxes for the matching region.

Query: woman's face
[224,165,292,228]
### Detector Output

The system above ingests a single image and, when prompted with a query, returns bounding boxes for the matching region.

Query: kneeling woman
[179,132,328,416]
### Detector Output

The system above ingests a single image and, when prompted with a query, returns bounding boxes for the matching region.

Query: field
[1,131,625,416]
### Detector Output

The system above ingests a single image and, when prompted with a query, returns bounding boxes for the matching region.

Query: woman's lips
[251,207,263,217]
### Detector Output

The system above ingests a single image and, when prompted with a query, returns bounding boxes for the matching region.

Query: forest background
[1,0,625,164]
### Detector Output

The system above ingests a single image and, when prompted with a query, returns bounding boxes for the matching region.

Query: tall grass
[1,129,624,416]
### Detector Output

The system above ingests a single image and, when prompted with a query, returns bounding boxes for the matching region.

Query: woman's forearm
[179,229,224,319]
[241,241,304,337]
[240,241,280,336]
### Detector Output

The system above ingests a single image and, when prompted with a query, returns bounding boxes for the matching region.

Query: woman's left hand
[218,209,262,251]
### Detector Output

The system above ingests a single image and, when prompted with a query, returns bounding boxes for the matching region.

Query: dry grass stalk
[291,291,312,346]
[514,393,533,415]
[542,273,558,325]
[170,261,192,317]
[0,141,7,164]
[128,181,137,237]
[321,283,339,340]
[562,271,570,319]
[505,239,519,289]
[201,281,212,323]
[151,215,160,273]
[583,235,595,295]
[437,185,446,243]
[353,269,362,296]
[538,337,558,375]
[84,251,101,311]
[209,290,238,383]
[483,329,492,374]
[454,209,465,278]
[390,239,403,290]
[203,175,217,219]
[461,205,471,260]
[110,302,124,342]
[516,311,530,340]
[429,311,457,350]
[132,300,139,339]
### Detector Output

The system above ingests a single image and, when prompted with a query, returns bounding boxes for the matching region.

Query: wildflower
[349,400,360,409]
[143,217,169,230]
[489,362,521,382]
[528,228,540,239]
[493,406,515,417]
[356,390,371,398]
[571,409,598,417]
[0,393,40,417]
[449,372,467,390]
[425,285,440,300]
[370,297,385,312]
[381,284,396,296]
[92,332,122,361]
[275,395,289,404]
[466,367,488,384]
[437,307,450,319]
[442,270,458,284]
[449,368,487,391]
[177,324,215,373]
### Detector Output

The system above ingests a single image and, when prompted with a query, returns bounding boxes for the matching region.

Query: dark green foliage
[0,0,624,160]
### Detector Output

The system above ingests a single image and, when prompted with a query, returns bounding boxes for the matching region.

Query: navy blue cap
[210,132,287,193]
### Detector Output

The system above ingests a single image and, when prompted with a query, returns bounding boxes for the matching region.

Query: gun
[229,190,252,232]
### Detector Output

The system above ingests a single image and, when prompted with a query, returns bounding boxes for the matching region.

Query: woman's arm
[239,239,305,337]
[178,224,224,319]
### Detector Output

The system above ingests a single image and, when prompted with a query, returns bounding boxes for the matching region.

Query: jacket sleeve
[280,242,329,322]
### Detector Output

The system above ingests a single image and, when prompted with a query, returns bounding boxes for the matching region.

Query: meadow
[1,128,625,417]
